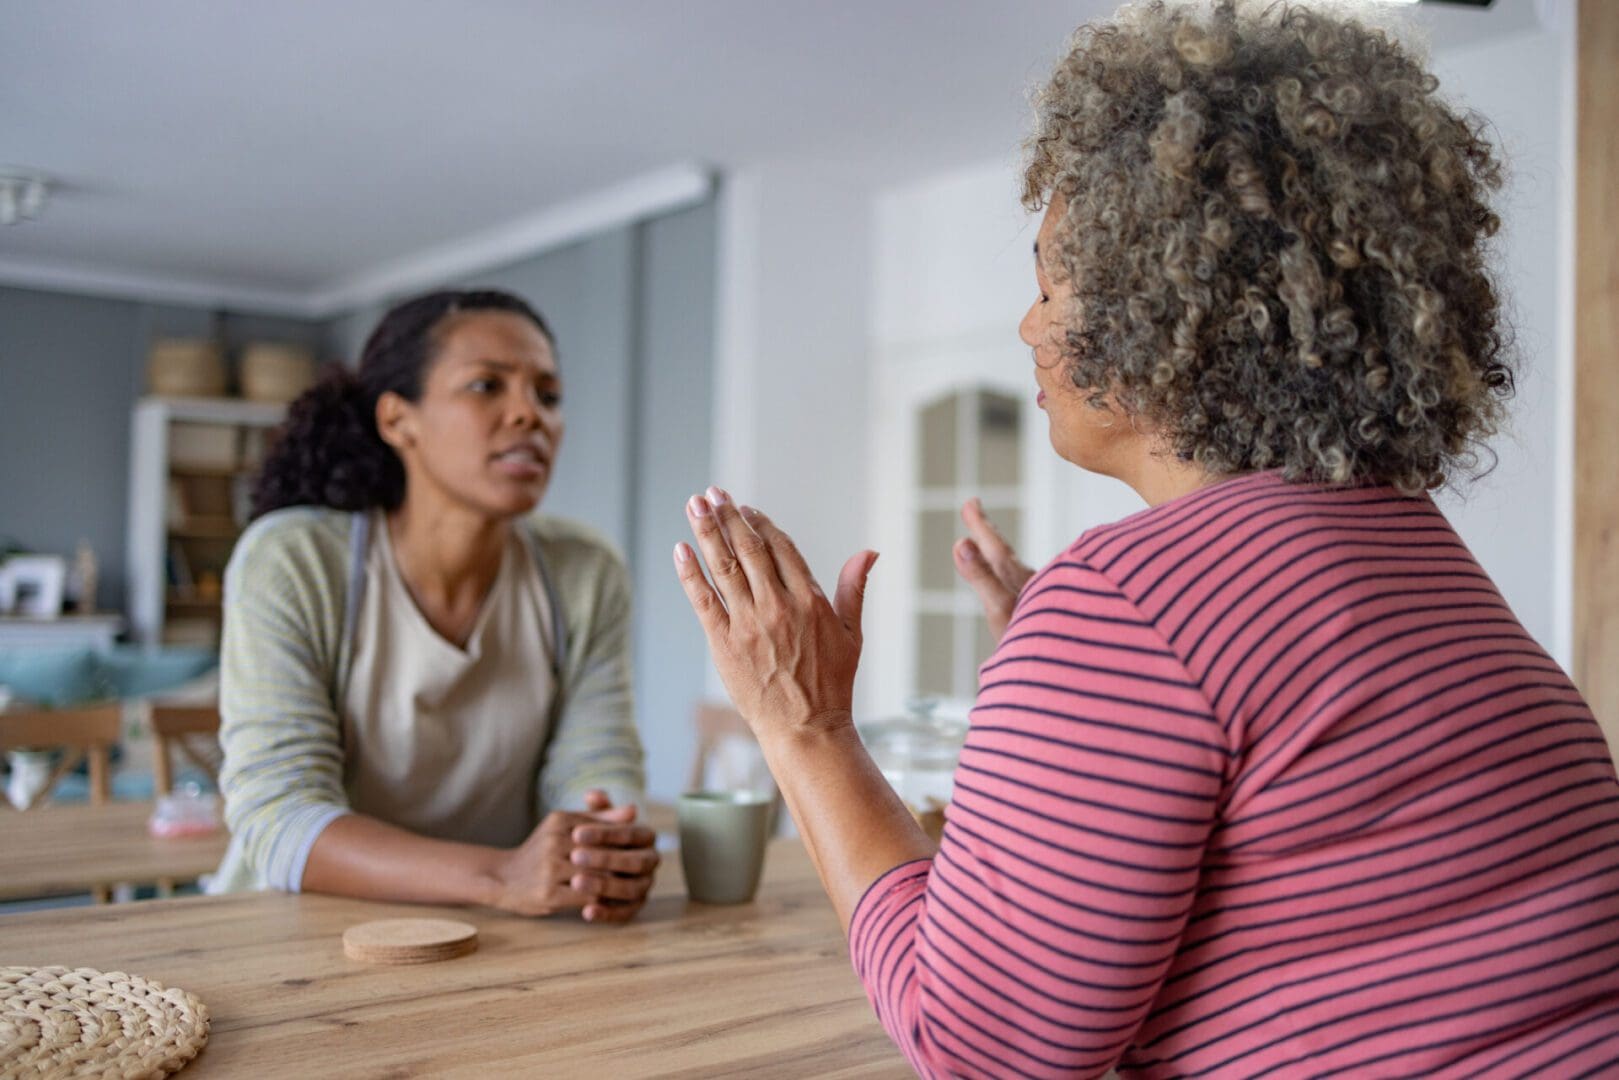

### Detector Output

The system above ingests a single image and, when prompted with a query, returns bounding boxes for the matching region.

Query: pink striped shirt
[850,471,1619,1078]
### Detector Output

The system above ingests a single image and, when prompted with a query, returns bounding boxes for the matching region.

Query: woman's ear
[375,391,416,454]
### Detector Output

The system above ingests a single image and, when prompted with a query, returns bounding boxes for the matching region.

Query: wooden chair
[687,702,757,792]
[147,704,223,898]
[149,704,221,796]
[0,704,120,810]
[1,704,122,902]
[687,701,785,833]
[641,703,783,837]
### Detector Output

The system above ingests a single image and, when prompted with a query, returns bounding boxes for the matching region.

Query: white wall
[710,164,879,708]
[1426,15,1576,667]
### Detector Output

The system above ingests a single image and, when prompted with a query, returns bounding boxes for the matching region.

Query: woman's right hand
[952,497,1034,645]
[489,798,657,920]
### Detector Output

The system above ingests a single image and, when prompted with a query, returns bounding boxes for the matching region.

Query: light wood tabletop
[0,840,909,1078]
[0,801,229,900]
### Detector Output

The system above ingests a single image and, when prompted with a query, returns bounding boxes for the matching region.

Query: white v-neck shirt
[340,512,557,848]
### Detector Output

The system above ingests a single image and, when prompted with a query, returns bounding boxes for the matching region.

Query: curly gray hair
[1023,0,1513,493]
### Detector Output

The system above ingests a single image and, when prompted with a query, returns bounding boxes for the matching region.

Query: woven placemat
[1,966,209,1080]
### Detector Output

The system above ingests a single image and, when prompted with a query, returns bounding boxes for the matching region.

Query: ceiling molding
[0,162,715,321]
[305,162,714,316]
[0,254,319,316]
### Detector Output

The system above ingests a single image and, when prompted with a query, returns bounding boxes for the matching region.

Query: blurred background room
[0,0,1610,830]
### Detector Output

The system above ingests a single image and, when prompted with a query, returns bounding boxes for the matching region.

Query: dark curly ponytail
[251,289,555,518]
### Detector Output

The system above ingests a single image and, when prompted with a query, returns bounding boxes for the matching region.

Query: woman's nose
[1018,306,1040,349]
[507,389,543,428]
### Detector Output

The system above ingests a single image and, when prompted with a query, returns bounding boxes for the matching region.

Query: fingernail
[571,850,588,865]
[583,907,598,922]
[706,485,729,505]
[740,505,758,519]
[959,541,978,561]
[687,494,711,518]
[673,542,690,564]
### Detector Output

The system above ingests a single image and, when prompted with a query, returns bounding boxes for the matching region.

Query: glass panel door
[911,387,1025,700]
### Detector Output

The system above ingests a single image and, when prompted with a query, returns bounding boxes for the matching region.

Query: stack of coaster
[341,919,479,965]
[0,965,209,1079]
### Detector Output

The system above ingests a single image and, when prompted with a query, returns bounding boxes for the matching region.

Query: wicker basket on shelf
[239,343,315,403]
[147,340,226,398]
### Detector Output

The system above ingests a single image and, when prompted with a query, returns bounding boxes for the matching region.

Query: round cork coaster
[342,919,478,965]
[0,965,210,1079]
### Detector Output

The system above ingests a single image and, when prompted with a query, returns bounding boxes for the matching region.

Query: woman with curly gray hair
[677,2,1619,1075]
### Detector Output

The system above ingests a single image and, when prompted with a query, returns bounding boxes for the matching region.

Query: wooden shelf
[168,517,240,540]
[142,394,286,426]
[166,594,222,611]
[170,463,253,479]
[131,395,288,644]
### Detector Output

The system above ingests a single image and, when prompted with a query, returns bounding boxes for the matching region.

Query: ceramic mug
[678,790,774,904]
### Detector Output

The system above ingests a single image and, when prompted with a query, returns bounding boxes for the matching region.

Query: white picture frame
[0,556,68,618]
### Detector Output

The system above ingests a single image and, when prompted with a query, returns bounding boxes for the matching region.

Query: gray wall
[630,200,717,800]
[0,287,326,610]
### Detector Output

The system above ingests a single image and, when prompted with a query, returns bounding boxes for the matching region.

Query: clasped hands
[490,788,659,923]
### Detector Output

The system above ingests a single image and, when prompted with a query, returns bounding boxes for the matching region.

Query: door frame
[1576,0,1619,750]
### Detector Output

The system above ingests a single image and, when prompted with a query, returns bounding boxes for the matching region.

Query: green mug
[678,791,774,904]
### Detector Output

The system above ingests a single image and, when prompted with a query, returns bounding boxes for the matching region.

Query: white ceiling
[0,0,1540,316]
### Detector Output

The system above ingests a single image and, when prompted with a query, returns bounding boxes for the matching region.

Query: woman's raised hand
[490,789,658,922]
[953,497,1034,645]
[674,487,877,742]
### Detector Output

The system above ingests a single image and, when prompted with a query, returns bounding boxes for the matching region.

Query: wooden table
[0,840,908,1078]
[0,801,229,899]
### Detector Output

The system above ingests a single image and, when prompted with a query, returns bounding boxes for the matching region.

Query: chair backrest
[686,700,785,834]
[688,702,757,793]
[148,704,222,796]
[0,704,122,809]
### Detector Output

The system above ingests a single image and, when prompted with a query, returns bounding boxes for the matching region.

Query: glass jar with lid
[856,697,969,833]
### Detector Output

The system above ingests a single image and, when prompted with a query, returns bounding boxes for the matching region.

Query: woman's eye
[539,391,562,408]
[469,377,499,393]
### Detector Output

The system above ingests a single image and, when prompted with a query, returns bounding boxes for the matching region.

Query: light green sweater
[210,506,645,893]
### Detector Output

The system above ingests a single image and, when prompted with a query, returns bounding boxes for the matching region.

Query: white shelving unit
[126,396,286,646]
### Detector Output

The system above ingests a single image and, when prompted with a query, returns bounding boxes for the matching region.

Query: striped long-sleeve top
[850,471,1619,1078]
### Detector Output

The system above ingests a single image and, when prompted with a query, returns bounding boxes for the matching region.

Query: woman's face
[1019,197,1133,476]
[379,310,564,519]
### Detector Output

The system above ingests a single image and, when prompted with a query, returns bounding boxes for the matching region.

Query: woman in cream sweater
[213,288,655,923]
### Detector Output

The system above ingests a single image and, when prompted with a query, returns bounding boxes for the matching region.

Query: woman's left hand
[674,487,877,743]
